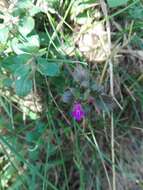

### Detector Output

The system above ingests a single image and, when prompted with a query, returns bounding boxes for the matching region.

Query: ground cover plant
[0,0,143,189]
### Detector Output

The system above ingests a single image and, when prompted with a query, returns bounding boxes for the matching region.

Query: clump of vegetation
[0,0,143,189]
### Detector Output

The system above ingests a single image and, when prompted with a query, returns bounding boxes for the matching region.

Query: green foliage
[71,0,97,24]
[1,54,31,74]
[15,74,33,96]
[1,54,33,96]
[11,35,40,55]
[128,3,143,20]
[0,0,143,190]
[107,0,129,7]
[18,16,35,36]
[0,0,62,99]
[37,57,60,77]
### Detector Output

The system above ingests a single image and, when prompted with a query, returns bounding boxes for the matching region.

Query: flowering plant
[71,103,85,122]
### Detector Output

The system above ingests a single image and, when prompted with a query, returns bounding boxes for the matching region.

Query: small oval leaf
[18,16,35,36]
[37,58,60,77]
[15,74,32,96]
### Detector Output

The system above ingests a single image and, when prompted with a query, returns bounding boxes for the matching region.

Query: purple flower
[71,103,85,122]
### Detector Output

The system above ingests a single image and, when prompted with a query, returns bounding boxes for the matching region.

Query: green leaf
[1,54,31,76]
[75,13,93,25]
[14,54,32,64]
[71,0,96,20]
[14,64,30,77]
[37,58,60,76]
[129,4,143,20]
[30,6,41,16]
[17,0,33,9]
[29,149,39,161]
[15,74,32,96]
[0,27,9,43]
[3,78,13,88]
[26,132,39,143]
[35,121,46,134]
[18,16,35,36]
[107,0,128,7]
[11,35,40,54]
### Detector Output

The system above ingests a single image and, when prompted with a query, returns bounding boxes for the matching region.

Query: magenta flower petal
[71,103,85,121]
